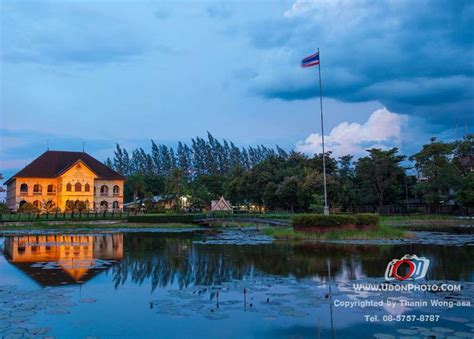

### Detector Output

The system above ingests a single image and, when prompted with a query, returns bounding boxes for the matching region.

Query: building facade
[4,150,125,212]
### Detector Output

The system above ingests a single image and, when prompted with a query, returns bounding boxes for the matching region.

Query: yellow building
[4,150,125,212]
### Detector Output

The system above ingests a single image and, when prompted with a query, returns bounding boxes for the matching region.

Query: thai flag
[301,51,320,68]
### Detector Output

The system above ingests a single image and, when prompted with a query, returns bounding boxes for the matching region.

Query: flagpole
[317,48,329,215]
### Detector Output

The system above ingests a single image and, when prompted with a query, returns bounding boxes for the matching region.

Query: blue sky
[1,0,473,183]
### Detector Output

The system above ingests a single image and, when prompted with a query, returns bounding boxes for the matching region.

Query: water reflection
[4,234,123,286]
[3,231,473,289]
[112,232,474,290]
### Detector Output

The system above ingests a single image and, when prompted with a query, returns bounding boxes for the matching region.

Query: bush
[354,213,379,226]
[127,214,204,224]
[18,202,39,213]
[0,203,10,213]
[292,213,379,229]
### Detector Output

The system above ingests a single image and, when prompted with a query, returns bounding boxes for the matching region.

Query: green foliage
[457,172,474,207]
[127,214,203,224]
[18,202,39,213]
[264,223,406,240]
[355,148,406,209]
[410,138,462,212]
[126,173,146,204]
[110,133,472,214]
[0,203,10,213]
[292,213,379,228]
[354,213,380,226]
[64,200,88,212]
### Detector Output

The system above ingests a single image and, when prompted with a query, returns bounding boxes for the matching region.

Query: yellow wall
[57,161,96,210]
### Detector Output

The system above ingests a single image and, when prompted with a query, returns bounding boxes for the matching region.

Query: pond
[0,228,473,338]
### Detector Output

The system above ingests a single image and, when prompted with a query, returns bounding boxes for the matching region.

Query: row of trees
[115,134,473,214]
[107,132,288,177]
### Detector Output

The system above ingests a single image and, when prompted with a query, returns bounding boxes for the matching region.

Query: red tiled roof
[4,150,124,184]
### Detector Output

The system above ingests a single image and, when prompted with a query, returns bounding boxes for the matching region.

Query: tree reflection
[111,233,474,291]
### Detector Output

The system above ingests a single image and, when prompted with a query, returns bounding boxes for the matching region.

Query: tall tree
[410,138,461,212]
[355,148,406,211]
[126,173,146,206]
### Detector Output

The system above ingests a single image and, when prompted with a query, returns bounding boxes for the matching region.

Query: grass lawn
[263,224,410,241]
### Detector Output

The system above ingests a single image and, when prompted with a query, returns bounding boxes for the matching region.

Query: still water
[0,229,473,338]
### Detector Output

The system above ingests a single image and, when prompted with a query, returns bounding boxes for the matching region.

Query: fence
[1,211,131,222]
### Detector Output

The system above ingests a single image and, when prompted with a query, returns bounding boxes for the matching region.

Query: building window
[113,185,120,196]
[33,184,42,195]
[66,183,72,192]
[100,185,109,196]
[100,200,108,211]
[20,184,28,194]
[75,182,82,192]
[47,184,55,195]
[112,201,119,209]
[85,183,90,192]
[33,200,42,209]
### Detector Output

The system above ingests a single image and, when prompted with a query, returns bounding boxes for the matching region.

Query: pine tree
[151,140,162,175]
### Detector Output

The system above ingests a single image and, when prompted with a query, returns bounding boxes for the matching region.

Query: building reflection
[4,234,123,286]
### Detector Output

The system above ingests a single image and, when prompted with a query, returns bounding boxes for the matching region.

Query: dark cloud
[247,0,474,127]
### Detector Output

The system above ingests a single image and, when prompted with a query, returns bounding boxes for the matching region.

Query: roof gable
[5,150,124,184]
[58,160,98,179]
[211,196,232,211]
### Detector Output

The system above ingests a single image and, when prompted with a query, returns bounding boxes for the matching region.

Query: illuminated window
[33,184,42,194]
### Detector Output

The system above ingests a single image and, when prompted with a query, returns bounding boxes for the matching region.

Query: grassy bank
[263,224,410,241]
[381,215,473,230]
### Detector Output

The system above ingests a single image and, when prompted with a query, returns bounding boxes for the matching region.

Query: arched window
[20,184,28,194]
[33,184,42,195]
[84,183,90,192]
[66,183,72,192]
[100,200,108,211]
[47,184,55,194]
[33,200,42,209]
[112,201,119,209]
[100,185,109,196]
[19,200,27,208]
[113,185,120,196]
[75,182,82,192]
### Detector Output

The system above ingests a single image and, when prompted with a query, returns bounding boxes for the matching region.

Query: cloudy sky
[1,0,473,182]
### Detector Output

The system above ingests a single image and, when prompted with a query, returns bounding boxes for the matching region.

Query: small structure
[211,196,232,211]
